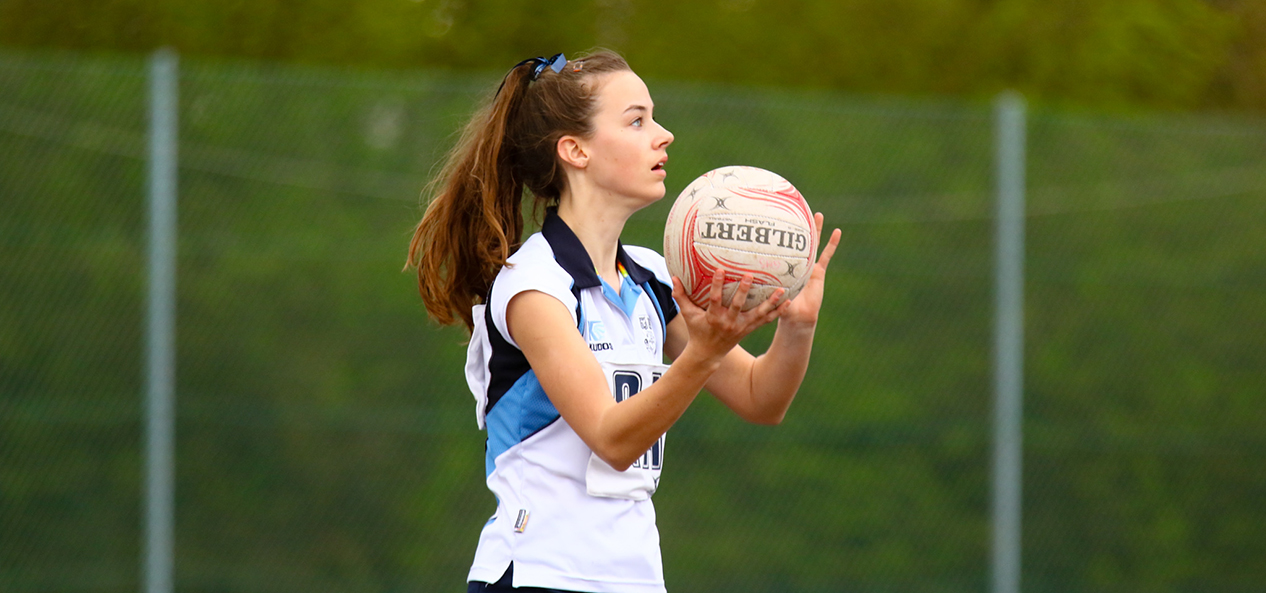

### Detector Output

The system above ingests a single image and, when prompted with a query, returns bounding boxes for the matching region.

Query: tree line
[2,0,1265,114]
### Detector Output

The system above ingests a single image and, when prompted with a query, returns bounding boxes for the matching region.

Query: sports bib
[585,361,670,501]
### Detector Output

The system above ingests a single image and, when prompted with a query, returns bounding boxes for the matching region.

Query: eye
[631,117,643,128]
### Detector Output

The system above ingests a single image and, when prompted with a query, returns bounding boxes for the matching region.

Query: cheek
[592,136,638,174]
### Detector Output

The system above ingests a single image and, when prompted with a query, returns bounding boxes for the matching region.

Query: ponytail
[406,50,631,331]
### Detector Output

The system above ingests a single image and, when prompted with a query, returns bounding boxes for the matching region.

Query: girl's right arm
[506,273,779,470]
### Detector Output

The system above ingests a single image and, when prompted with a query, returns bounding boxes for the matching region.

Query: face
[574,70,674,205]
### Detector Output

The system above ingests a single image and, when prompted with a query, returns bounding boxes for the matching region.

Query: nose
[655,120,674,148]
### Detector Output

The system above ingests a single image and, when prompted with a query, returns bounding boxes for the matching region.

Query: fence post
[992,91,1026,593]
[145,47,178,593]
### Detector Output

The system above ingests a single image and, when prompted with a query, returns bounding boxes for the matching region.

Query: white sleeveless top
[463,209,679,593]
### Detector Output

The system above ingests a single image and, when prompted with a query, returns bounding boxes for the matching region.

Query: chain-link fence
[2,49,1264,593]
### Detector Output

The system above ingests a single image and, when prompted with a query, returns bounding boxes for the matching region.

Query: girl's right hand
[670,268,788,365]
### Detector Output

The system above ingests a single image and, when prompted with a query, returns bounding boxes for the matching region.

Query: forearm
[593,345,722,469]
[589,272,799,464]
[747,319,817,423]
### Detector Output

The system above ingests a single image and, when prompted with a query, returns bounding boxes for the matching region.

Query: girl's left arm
[665,213,842,424]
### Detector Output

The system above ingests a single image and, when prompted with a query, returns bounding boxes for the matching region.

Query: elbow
[590,443,640,472]
[748,410,787,426]
[607,458,635,473]
[741,401,789,425]
[594,450,636,472]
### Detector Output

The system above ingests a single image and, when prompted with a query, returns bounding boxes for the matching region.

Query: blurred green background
[2,0,1265,113]
[2,2,1265,592]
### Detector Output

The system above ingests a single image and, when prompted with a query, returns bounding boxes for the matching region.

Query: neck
[556,191,633,287]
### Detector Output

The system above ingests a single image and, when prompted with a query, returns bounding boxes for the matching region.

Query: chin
[645,187,667,205]
[624,191,664,214]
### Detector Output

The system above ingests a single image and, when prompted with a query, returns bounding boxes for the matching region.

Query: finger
[763,298,792,325]
[707,268,727,310]
[752,287,785,318]
[736,288,781,332]
[813,212,824,237]
[816,228,843,271]
[729,273,755,313]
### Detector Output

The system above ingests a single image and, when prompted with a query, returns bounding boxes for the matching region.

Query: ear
[556,135,589,170]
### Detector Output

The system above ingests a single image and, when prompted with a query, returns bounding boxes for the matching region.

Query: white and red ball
[664,166,817,311]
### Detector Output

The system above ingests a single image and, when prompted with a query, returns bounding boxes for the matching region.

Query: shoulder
[489,233,580,347]
[505,233,559,267]
[494,233,577,306]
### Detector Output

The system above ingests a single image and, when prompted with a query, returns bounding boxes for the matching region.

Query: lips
[652,155,668,171]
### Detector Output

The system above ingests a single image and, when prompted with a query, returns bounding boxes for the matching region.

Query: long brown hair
[406,50,631,330]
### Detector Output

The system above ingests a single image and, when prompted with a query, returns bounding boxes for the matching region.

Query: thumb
[671,276,701,315]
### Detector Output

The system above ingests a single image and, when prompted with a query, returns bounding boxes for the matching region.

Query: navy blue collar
[540,207,655,289]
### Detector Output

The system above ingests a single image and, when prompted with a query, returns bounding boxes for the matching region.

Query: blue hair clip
[526,53,566,80]
[495,53,566,97]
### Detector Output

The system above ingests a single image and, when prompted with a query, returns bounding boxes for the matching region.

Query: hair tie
[525,53,567,80]
[494,53,567,97]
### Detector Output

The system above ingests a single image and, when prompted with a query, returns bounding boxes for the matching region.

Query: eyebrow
[623,105,649,114]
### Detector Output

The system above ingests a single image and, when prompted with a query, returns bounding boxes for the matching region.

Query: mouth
[652,157,667,172]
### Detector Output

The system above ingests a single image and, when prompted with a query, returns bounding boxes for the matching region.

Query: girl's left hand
[778,212,841,327]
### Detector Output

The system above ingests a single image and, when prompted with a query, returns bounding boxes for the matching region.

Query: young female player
[407,50,841,593]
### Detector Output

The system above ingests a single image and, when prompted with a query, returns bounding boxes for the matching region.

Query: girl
[407,50,841,593]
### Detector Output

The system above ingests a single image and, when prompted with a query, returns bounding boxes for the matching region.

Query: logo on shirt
[514,509,530,533]
[638,315,656,354]
[587,320,613,352]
